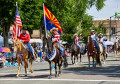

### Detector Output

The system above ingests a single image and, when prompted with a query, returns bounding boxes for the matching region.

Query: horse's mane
[87,35,94,51]
[15,38,27,53]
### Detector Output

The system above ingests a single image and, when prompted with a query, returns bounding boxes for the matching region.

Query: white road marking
[0,79,120,81]
[115,70,120,73]
[0,72,120,75]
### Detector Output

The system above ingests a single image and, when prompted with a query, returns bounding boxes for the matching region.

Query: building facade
[93,19,120,42]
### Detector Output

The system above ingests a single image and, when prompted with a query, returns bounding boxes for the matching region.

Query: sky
[87,0,120,20]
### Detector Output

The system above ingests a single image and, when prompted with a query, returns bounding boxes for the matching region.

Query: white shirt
[114,38,119,42]
[99,37,105,43]
[91,34,97,41]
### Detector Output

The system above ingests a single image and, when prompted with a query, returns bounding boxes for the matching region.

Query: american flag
[12,5,22,40]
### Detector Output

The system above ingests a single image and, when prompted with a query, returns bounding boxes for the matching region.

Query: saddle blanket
[47,48,56,61]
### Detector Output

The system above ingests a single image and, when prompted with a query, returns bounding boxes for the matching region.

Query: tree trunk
[2,18,9,47]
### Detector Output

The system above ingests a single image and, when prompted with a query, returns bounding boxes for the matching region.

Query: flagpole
[43,3,46,54]
[16,2,18,38]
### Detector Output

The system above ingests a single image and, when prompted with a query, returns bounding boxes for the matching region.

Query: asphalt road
[0,52,120,84]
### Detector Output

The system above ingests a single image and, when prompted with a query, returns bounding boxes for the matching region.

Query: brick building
[93,19,120,42]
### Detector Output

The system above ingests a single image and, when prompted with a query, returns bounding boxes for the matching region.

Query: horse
[86,35,101,69]
[71,43,81,64]
[13,38,34,77]
[114,42,120,57]
[45,37,68,79]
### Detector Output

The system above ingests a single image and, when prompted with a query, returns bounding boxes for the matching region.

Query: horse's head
[13,38,22,53]
[46,37,52,53]
[87,35,93,51]
[87,35,92,43]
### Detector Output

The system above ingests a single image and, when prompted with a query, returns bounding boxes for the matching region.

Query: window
[111,27,115,35]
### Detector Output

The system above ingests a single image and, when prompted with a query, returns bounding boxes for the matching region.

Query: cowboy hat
[74,34,78,36]
[50,27,58,32]
[91,30,95,32]
[22,27,27,30]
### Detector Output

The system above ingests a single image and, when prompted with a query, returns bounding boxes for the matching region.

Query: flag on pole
[43,5,62,34]
[12,2,22,40]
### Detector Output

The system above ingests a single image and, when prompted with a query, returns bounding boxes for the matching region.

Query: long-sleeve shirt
[18,33,30,43]
[52,33,60,42]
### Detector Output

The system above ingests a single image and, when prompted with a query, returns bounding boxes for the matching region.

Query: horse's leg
[16,57,20,77]
[48,61,52,79]
[92,55,95,69]
[74,55,75,64]
[55,62,57,77]
[71,53,74,64]
[30,59,33,73]
[80,53,82,64]
[24,58,28,77]
[58,60,62,77]
[88,55,90,69]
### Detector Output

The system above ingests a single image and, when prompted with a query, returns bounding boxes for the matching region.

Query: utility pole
[109,15,115,41]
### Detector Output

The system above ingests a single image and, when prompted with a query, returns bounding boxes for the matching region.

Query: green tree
[0,0,17,47]
[44,0,106,43]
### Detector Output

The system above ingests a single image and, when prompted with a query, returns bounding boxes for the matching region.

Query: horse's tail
[96,54,102,66]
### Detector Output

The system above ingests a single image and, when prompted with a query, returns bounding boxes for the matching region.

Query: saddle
[23,44,31,58]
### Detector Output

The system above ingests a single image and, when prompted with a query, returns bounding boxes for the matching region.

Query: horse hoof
[48,76,52,79]
[31,70,33,73]
[25,74,27,77]
[16,75,19,78]
[55,74,58,77]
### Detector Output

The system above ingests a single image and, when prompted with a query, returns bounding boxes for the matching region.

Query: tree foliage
[0,0,106,46]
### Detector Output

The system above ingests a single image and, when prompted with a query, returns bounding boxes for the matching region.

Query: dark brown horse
[45,37,67,79]
[87,35,101,69]
[71,44,81,64]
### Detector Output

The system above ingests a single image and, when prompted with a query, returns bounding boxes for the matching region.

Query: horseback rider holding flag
[50,27,64,60]
[18,27,34,59]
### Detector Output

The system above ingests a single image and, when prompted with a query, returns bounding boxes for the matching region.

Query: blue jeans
[93,41,100,54]
[77,44,81,49]
[101,42,106,50]
[59,47,64,57]
[24,42,33,55]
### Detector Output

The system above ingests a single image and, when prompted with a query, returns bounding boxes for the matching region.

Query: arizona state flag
[43,5,62,34]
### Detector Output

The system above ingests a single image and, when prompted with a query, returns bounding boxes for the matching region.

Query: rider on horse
[114,36,119,43]
[90,30,100,54]
[98,33,106,50]
[18,27,34,59]
[73,34,81,49]
[50,27,64,60]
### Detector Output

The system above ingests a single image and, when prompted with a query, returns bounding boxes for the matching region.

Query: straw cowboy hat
[74,33,78,36]
[50,27,58,32]
[91,30,95,32]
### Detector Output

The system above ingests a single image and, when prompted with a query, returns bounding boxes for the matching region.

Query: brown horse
[86,35,101,69]
[13,38,33,77]
[114,42,120,57]
[45,37,67,79]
